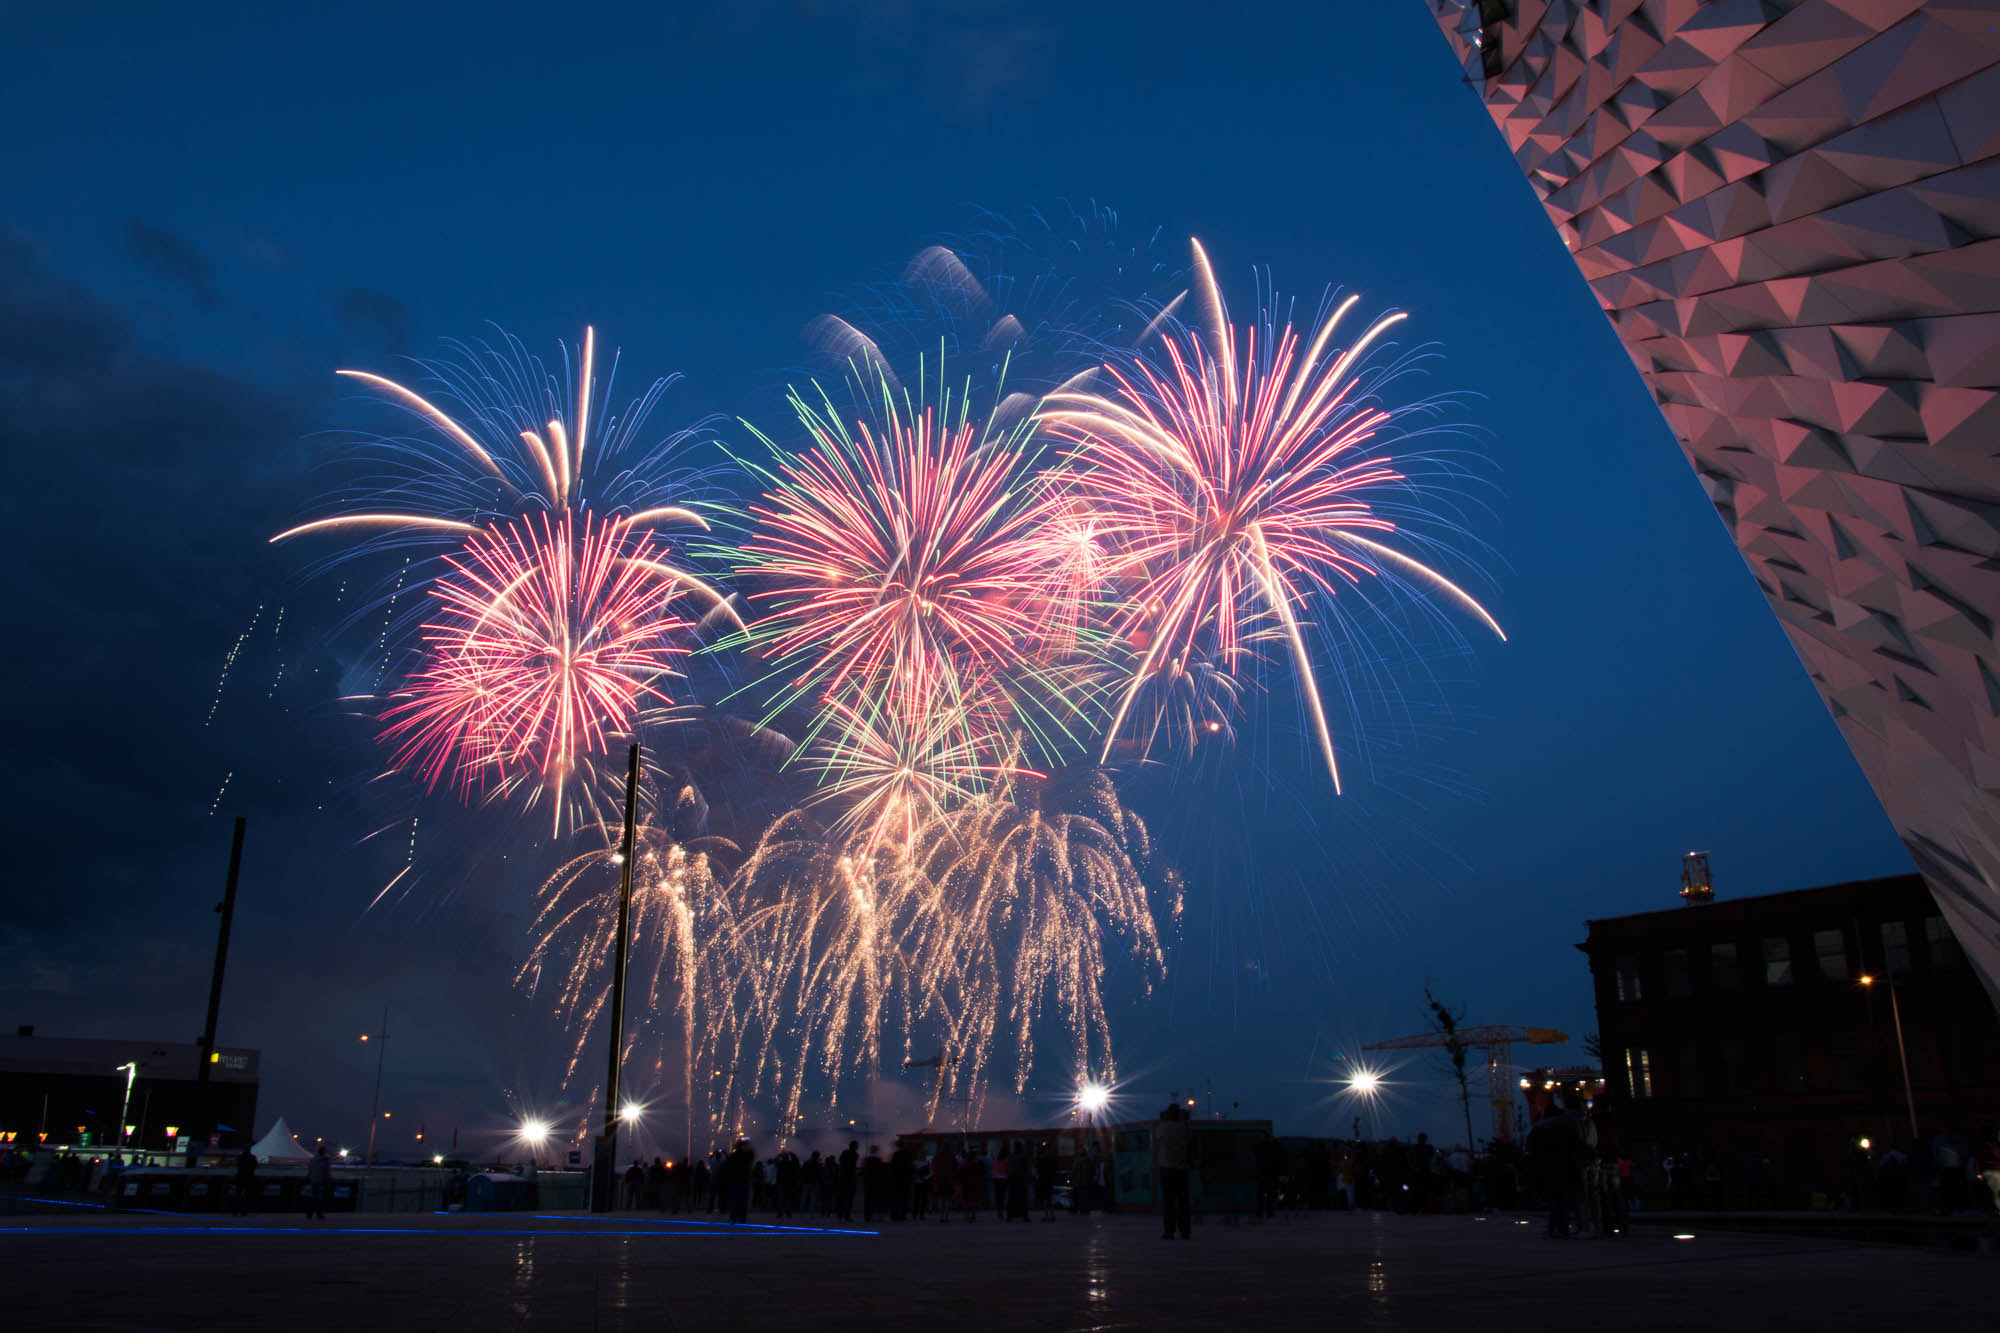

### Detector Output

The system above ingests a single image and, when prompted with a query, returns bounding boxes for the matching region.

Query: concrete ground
[4,1204,1992,1331]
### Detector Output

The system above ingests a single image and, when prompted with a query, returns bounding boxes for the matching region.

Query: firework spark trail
[266,604,287,698]
[520,818,737,1122]
[1043,238,1505,791]
[205,604,263,726]
[371,560,410,690]
[687,771,1170,1137]
[208,771,233,816]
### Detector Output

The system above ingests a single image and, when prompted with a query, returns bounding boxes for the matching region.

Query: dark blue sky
[2,2,1910,1151]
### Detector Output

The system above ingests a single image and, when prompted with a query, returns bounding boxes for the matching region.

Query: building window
[1663,948,1691,998]
[1880,921,1912,977]
[1828,1030,1860,1090]
[1720,1036,1752,1096]
[1813,928,1849,981]
[1763,936,1793,987]
[1924,916,1960,969]
[1615,954,1642,1003]
[1672,1041,1702,1099]
[1711,941,1740,992]
[1772,1034,1807,1092]
[1623,1047,1653,1099]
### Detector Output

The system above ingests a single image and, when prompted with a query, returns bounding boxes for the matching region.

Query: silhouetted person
[1036,1141,1059,1221]
[232,1147,257,1216]
[932,1143,959,1222]
[1007,1140,1032,1220]
[801,1151,825,1215]
[775,1148,800,1218]
[835,1141,859,1221]
[725,1139,754,1224]
[304,1145,331,1219]
[960,1148,985,1221]
[625,1159,645,1210]
[1154,1104,1193,1239]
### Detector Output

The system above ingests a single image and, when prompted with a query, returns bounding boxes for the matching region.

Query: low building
[897,1115,1275,1213]
[1580,873,2000,1205]
[0,1030,259,1152]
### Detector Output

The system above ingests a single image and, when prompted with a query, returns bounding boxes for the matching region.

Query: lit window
[1623,1048,1653,1099]
[1615,955,1642,1003]
[1923,917,1960,969]
[1763,937,1792,987]
[1880,922,1912,977]
[1710,942,1740,993]
[1813,928,1848,981]
[1663,948,1691,999]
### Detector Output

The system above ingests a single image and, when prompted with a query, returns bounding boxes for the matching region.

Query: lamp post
[361,1008,389,1164]
[115,1062,138,1152]
[593,742,642,1212]
[1857,975,1918,1138]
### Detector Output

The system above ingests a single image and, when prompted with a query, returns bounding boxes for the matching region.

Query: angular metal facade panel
[1425,0,2000,997]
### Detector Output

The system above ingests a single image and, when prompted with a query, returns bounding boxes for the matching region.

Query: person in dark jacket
[304,1145,332,1219]
[835,1141,860,1221]
[725,1139,754,1224]
[232,1147,258,1217]
[1153,1104,1194,1239]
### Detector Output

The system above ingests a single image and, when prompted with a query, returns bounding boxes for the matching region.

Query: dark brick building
[1581,872,2000,1204]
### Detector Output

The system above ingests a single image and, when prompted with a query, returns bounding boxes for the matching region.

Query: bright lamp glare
[620,1102,643,1124]
[1349,1069,1382,1095]
[1077,1083,1111,1113]
[521,1118,550,1142]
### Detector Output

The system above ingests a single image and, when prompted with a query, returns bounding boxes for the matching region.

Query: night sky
[3,2,1913,1154]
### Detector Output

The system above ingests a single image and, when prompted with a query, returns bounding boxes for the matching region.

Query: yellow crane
[1363,1025,1568,1144]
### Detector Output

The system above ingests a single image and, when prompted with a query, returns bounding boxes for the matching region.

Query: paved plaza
[5,1204,1992,1331]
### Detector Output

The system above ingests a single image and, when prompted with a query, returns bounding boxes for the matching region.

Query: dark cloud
[124,215,222,309]
[336,286,413,354]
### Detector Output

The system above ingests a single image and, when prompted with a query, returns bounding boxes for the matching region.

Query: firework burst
[380,509,700,829]
[1044,239,1504,791]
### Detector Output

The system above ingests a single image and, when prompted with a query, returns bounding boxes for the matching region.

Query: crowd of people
[618,1134,1085,1225]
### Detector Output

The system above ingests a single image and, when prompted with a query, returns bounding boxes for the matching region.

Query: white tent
[249,1117,315,1162]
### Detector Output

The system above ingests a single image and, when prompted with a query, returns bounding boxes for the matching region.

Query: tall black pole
[190,817,246,1164]
[592,744,641,1211]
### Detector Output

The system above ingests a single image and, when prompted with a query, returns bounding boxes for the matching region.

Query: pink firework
[1044,239,1504,791]
[382,509,693,825]
[740,386,1053,728]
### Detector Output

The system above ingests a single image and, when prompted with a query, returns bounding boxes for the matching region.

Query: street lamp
[1345,1066,1385,1139]
[361,1008,390,1164]
[115,1063,138,1152]
[1076,1082,1111,1116]
[620,1102,643,1126]
[1857,975,1919,1137]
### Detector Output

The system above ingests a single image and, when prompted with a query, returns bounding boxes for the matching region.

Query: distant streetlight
[1857,975,1918,1137]
[114,1063,138,1151]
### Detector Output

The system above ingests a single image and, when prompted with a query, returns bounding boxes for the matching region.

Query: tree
[1426,986,1478,1152]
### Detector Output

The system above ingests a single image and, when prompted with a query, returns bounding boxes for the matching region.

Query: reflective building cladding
[1424,1,2000,998]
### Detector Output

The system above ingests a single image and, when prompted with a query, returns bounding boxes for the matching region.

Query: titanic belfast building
[1425,2,2000,996]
